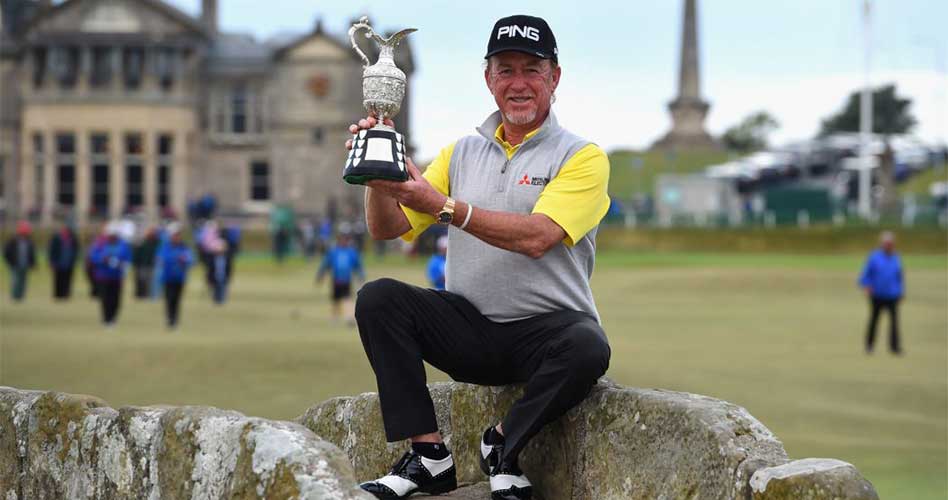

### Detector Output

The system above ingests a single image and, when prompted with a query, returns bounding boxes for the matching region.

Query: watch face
[438,212,453,224]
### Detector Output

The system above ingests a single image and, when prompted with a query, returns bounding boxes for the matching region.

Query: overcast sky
[167,0,948,159]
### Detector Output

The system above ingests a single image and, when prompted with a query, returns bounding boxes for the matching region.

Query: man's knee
[560,321,611,380]
[355,278,405,319]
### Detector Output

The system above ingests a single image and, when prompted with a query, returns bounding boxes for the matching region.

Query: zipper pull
[501,160,509,174]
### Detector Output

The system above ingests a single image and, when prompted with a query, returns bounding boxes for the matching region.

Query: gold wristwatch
[437,197,455,225]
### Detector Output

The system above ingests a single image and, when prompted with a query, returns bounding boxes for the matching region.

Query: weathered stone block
[1,382,881,500]
[0,386,371,499]
[297,379,876,500]
[750,458,880,500]
[0,387,43,500]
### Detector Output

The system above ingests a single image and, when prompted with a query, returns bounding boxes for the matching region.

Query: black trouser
[867,297,901,352]
[99,280,122,324]
[355,278,611,463]
[164,281,184,326]
[53,268,73,299]
[135,266,153,298]
[85,263,99,297]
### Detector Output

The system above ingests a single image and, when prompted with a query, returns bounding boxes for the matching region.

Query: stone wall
[1,381,879,499]
[0,387,371,500]
[297,379,879,500]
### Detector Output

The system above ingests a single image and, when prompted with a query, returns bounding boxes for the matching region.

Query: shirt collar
[493,124,542,154]
[476,110,559,150]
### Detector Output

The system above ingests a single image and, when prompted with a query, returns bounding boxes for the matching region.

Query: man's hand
[345,115,445,214]
[345,116,393,150]
[365,158,445,215]
[347,115,429,239]
[863,286,873,296]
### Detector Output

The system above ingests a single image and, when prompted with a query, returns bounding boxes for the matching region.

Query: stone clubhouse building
[0,0,414,227]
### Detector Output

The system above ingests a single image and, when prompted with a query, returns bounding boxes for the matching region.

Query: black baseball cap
[484,15,558,64]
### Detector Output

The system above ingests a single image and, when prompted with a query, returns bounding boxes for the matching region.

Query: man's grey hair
[483,56,559,73]
[879,230,895,244]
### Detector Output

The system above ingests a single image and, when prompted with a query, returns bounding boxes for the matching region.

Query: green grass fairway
[1,252,945,499]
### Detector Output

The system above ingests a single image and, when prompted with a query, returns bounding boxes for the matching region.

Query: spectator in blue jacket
[158,225,194,330]
[426,236,448,290]
[47,223,79,300]
[90,222,132,327]
[317,226,365,322]
[859,231,904,355]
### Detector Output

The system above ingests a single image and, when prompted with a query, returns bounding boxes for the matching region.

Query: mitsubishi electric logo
[497,25,540,42]
[517,174,549,186]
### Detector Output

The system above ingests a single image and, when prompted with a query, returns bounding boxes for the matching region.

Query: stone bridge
[1,380,878,499]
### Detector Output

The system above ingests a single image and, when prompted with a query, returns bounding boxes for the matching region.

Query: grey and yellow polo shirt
[401,111,610,322]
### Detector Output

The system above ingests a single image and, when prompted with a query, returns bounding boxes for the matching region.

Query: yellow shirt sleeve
[532,144,611,246]
[400,142,455,242]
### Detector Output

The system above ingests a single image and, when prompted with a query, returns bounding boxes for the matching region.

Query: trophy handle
[385,28,418,49]
[348,16,374,67]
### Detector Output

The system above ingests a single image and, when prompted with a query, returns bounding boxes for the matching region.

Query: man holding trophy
[347,15,611,500]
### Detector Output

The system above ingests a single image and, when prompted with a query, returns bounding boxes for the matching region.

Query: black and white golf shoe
[359,449,457,499]
[480,427,533,500]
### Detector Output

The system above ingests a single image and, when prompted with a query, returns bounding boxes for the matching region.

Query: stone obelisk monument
[652,0,720,150]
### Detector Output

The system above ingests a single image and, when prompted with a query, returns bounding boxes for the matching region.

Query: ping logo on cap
[496,25,540,42]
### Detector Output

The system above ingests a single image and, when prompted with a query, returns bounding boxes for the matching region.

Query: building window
[56,133,76,207]
[90,47,113,88]
[32,134,45,210]
[32,47,47,88]
[157,134,172,208]
[211,84,265,136]
[57,134,75,154]
[91,134,109,155]
[57,165,75,206]
[311,127,324,145]
[158,134,172,156]
[123,47,145,89]
[89,133,110,218]
[250,161,270,201]
[125,133,143,155]
[157,165,170,208]
[126,164,143,209]
[91,164,109,217]
[51,46,80,88]
[154,47,175,91]
[231,84,247,133]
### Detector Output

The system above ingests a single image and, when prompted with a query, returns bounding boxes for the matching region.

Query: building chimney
[201,0,217,36]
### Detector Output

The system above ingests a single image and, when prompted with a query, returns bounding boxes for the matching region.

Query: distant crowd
[3,216,238,330]
[3,214,448,330]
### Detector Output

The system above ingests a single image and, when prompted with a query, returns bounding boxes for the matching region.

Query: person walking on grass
[132,227,160,299]
[859,230,905,355]
[349,15,610,500]
[426,236,447,290]
[47,222,79,300]
[158,224,193,330]
[206,235,232,305]
[316,225,365,323]
[3,221,37,302]
[90,222,132,328]
[84,224,107,298]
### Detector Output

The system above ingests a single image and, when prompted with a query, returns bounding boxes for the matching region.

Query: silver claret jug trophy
[343,17,417,184]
